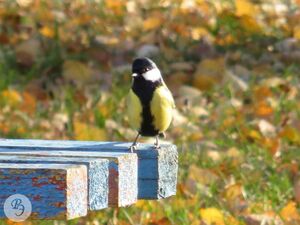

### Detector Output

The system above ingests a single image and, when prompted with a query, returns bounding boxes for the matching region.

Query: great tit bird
[127,57,175,151]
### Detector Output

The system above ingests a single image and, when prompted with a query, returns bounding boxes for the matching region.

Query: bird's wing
[162,85,176,108]
[127,89,142,130]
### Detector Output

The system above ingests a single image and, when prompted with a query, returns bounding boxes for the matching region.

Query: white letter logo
[4,194,32,222]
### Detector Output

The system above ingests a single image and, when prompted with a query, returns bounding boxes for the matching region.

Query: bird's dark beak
[132,73,138,77]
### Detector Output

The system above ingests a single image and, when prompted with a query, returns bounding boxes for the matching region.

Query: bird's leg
[154,135,160,149]
[129,133,140,152]
[159,132,166,139]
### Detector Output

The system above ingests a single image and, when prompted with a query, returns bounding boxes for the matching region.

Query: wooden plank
[0,163,87,220]
[0,150,137,207]
[0,139,178,199]
[0,156,109,211]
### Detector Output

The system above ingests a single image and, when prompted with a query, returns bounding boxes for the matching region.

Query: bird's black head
[132,57,156,74]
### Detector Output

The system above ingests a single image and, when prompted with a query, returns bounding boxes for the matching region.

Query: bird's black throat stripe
[132,76,163,136]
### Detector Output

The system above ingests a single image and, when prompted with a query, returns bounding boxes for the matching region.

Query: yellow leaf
[280,201,300,221]
[191,27,212,41]
[235,0,256,16]
[1,89,22,107]
[260,137,280,155]
[279,126,300,145]
[200,207,225,225]
[254,85,273,101]
[105,0,124,15]
[225,183,243,201]
[74,122,107,141]
[241,128,262,142]
[39,26,55,38]
[239,15,261,33]
[254,101,273,117]
[294,25,300,40]
[21,91,37,115]
[74,15,92,26]
[143,17,162,31]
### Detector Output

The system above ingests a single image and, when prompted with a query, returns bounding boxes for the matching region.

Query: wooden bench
[0,139,178,220]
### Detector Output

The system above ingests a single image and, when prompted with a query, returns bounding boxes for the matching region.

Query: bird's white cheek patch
[142,68,162,82]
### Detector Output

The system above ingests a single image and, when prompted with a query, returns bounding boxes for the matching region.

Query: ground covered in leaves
[1,0,300,224]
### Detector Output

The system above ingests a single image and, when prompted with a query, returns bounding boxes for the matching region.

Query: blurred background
[1,0,300,224]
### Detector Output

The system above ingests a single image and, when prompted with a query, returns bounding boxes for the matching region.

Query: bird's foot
[154,136,161,150]
[153,143,161,150]
[129,143,139,152]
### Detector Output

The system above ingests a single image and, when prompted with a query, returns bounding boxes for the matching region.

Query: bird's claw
[153,143,161,150]
[129,143,139,152]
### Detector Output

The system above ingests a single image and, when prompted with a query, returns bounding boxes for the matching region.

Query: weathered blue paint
[0,156,109,210]
[0,139,178,200]
[0,150,137,207]
[0,163,87,220]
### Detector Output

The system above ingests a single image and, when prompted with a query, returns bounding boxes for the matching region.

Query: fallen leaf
[191,27,211,41]
[39,26,55,38]
[254,85,273,101]
[254,101,274,117]
[105,0,125,15]
[294,25,300,40]
[20,91,37,115]
[235,0,256,16]
[279,126,300,145]
[239,15,261,33]
[74,121,107,141]
[280,201,300,222]
[143,17,162,31]
[200,207,225,225]
[148,217,172,225]
[1,89,22,107]
[260,137,281,156]
[224,183,244,201]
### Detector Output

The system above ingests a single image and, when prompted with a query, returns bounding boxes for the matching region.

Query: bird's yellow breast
[150,86,175,132]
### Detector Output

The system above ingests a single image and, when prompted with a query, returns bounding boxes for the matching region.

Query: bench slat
[0,140,178,199]
[0,150,137,207]
[0,163,87,220]
[0,156,109,210]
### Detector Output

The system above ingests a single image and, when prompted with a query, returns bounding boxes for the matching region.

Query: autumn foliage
[1,0,300,224]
